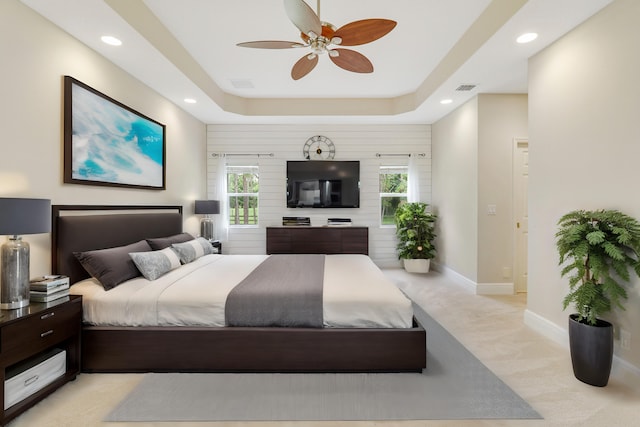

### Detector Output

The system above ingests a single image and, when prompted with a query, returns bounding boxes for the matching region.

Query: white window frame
[226,164,259,228]
[379,165,408,227]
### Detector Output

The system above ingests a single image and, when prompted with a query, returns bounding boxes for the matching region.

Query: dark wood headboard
[52,205,183,284]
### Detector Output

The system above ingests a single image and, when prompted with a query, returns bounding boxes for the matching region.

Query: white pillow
[171,237,214,264]
[129,247,181,280]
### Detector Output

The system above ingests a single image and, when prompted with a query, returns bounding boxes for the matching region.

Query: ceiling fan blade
[329,49,374,73]
[291,54,319,80]
[237,40,306,49]
[284,0,322,37]
[333,19,397,46]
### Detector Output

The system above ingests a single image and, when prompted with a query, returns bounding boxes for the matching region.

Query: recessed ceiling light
[184,98,197,104]
[516,32,538,44]
[101,35,122,46]
[440,99,453,105]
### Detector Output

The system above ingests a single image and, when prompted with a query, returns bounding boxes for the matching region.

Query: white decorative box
[4,348,66,409]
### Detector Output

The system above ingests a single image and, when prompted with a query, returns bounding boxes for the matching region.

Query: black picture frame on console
[63,76,166,190]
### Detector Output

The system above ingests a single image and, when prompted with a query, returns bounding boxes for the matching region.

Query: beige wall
[527,0,640,369]
[432,94,528,287]
[432,98,479,282]
[477,94,528,284]
[0,0,206,278]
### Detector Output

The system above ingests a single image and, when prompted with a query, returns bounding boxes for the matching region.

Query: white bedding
[70,254,413,328]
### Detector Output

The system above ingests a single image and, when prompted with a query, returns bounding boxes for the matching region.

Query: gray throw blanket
[225,254,325,327]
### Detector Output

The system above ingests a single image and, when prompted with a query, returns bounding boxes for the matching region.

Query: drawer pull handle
[24,375,39,386]
[40,330,54,338]
[41,312,55,320]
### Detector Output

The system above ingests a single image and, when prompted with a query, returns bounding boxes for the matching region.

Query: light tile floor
[10,268,640,427]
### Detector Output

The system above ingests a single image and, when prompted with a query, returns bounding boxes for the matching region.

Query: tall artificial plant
[556,209,640,325]
[394,202,437,260]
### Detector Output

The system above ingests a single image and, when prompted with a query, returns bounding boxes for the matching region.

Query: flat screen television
[286,160,360,208]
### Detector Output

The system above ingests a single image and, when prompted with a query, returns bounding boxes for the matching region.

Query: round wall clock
[303,135,335,160]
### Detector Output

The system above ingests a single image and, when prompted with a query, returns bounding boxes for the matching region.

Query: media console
[266,226,368,255]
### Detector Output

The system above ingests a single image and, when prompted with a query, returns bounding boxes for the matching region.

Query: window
[380,166,408,225]
[227,165,259,226]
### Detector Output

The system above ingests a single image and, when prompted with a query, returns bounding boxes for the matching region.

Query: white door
[513,139,529,293]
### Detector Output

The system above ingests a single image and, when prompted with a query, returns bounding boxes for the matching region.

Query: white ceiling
[21,0,612,125]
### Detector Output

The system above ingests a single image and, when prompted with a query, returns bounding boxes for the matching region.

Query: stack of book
[282,216,311,226]
[29,275,70,303]
[327,218,352,227]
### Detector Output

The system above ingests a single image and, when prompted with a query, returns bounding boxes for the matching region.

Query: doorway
[513,138,528,293]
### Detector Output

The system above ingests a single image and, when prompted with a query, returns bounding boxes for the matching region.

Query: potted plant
[556,209,640,386]
[394,202,437,273]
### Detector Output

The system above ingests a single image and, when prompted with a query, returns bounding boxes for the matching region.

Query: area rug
[106,304,541,421]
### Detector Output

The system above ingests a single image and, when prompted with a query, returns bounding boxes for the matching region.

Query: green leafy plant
[394,202,437,260]
[556,209,640,325]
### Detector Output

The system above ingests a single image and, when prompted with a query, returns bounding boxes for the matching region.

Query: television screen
[287,161,360,208]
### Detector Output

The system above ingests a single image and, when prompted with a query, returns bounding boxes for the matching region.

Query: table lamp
[194,200,220,241]
[0,198,51,309]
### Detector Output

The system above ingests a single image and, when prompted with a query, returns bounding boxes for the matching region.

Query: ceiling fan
[237,0,397,80]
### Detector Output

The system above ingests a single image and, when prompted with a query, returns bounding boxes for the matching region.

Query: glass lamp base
[200,217,216,241]
[0,298,29,310]
[1,237,31,310]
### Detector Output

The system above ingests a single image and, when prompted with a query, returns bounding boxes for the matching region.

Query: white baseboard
[611,354,640,388]
[433,263,514,295]
[476,282,514,295]
[524,309,640,386]
[432,262,476,293]
[523,309,568,347]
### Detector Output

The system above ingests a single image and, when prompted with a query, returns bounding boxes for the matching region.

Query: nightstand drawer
[4,348,66,410]
[1,300,81,360]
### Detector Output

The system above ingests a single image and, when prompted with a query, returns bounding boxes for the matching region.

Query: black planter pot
[568,314,614,387]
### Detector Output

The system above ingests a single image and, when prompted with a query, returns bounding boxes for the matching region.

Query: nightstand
[0,295,81,426]
[211,240,222,254]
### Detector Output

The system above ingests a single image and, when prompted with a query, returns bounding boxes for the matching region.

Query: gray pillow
[129,247,182,280]
[146,232,194,250]
[171,237,214,264]
[74,240,151,290]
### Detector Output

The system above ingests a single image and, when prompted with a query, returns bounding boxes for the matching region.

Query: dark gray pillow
[74,240,152,290]
[146,232,194,250]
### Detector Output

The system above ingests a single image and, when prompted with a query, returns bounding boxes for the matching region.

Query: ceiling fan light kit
[237,0,396,80]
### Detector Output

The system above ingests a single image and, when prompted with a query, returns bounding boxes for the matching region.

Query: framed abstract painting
[63,76,166,190]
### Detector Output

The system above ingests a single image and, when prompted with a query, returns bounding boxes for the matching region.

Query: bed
[51,205,426,373]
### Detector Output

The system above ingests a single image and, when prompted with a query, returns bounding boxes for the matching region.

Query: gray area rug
[106,304,541,421]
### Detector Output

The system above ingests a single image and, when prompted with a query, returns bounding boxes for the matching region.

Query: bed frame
[52,205,426,373]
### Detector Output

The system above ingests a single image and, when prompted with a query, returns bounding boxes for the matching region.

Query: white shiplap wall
[206,124,431,267]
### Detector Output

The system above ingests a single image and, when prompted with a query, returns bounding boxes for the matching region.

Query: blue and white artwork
[69,81,165,188]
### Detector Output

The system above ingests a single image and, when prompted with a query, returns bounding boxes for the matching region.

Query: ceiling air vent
[230,79,255,89]
[455,84,476,91]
